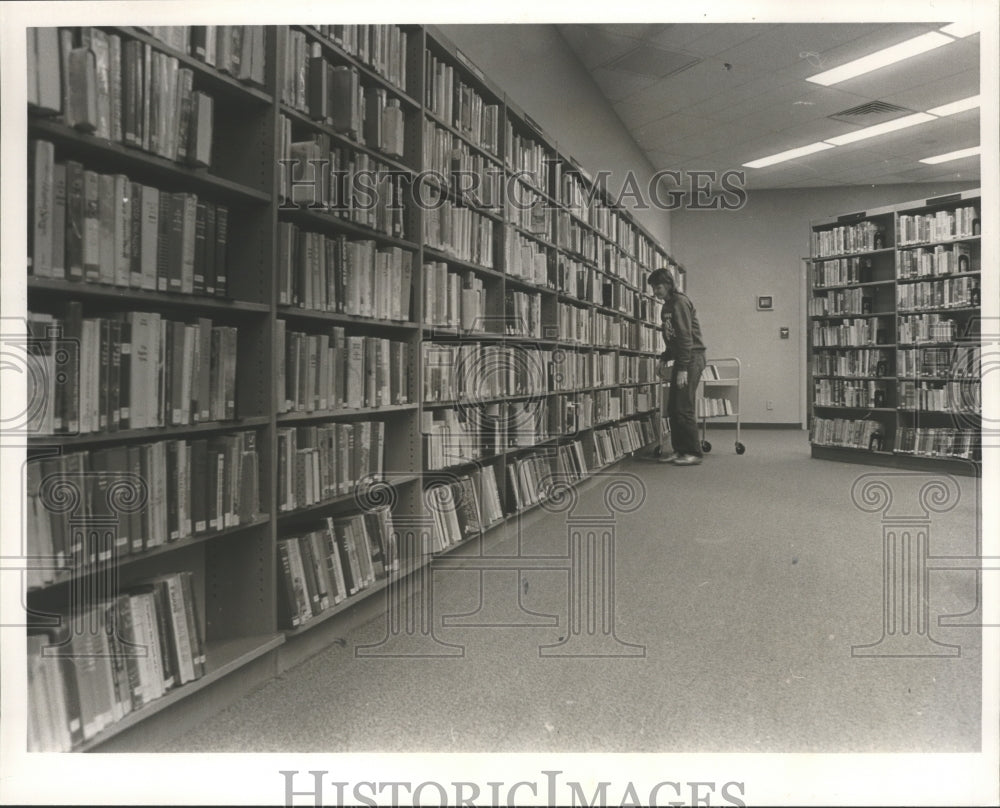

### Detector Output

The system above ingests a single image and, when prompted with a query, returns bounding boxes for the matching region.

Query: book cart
[698,357,745,454]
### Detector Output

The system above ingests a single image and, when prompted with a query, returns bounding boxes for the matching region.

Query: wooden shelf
[76,633,285,752]
[27,278,271,314]
[28,117,271,205]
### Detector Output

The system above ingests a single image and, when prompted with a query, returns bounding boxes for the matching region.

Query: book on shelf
[276,421,385,512]
[279,328,408,414]
[29,141,230,296]
[26,431,261,580]
[26,307,238,435]
[27,569,205,751]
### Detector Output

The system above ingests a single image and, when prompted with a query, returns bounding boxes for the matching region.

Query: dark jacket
[660,291,706,367]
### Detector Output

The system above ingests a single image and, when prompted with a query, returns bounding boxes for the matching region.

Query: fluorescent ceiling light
[743,142,834,168]
[807,31,953,86]
[940,22,980,38]
[920,146,981,164]
[824,112,937,145]
[927,95,981,116]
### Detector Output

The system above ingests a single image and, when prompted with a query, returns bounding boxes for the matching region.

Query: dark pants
[668,352,706,457]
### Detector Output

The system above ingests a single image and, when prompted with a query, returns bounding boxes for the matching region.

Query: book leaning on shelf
[27,308,237,436]
[28,29,218,166]
[277,223,413,318]
[279,125,406,238]
[277,328,409,413]
[29,140,229,295]
[276,421,385,512]
[276,509,398,628]
[27,569,206,751]
[26,431,262,587]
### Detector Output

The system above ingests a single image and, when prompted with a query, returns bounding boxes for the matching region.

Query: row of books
[591,418,655,469]
[811,318,888,348]
[636,237,659,270]
[277,326,410,413]
[813,256,876,287]
[558,215,640,287]
[697,397,735,418]
[422,386,658,468]
[277,422,385,512]
[895,428,978,460]
[550,390,655,436]
[27,308,236,436]
[426,476,496,551]
[809,288,875,317]
[423,406,501,470]
[312,25,411,93]
[812,349,891,378]
[423,263,490,330]
[623,321,661,354]
[506,290,543,337]
[812,222,886,258]
[29,141,229,294]
[561,171,625,245]
[284,40,406,157]
[506,184,553,237]
[277,224,414,319]
[898,313,960,344]
[556,256,602,304]
[897,207,979,245]
[504,123,550,194]
[896,277,979,311]
[421,343,548,402]
[897,244,975,278]
[424,52,501,156]
[505,227,550,286]
[423,192,496,267]
[277,510,397,628]
[814,380,890,408]
[279,126,407,238]
[898,380,980,413]
[810,417,886,451]
[141,25,266,84]
[27,570,205,750]
[26,431,261,583]
[423,121,502,207]
[30,29,216,168]
[558,304,619,347]
[897,346,977,378]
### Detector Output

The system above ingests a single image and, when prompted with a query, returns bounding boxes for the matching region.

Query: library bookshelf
[23,24,673,751]
[806,188,981,476]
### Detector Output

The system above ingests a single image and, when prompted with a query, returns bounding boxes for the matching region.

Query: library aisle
[159,430,980,753]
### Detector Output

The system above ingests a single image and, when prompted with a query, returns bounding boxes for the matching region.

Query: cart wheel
[701,440,712,453]
[735,442,746,455]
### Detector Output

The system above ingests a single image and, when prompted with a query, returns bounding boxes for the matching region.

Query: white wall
[671,181,979,425]
[439,24,672,249]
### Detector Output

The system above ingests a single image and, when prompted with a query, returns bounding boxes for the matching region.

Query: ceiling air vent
[828,101,915,126]
[604,45,701,79]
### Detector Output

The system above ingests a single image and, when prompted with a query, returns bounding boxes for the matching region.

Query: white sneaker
[657,452,680,463]
[673,454,702,466]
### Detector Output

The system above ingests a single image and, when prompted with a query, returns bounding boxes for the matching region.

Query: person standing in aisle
[647,267,707,465]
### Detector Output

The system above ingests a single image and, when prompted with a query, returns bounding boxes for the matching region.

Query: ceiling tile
[671,24,776,58]
[825,41,979,100]
[591,66,661,103]
[567,22,982,190]
[598,23,671,41]
[879,69,981,112]
[556,25,645,70]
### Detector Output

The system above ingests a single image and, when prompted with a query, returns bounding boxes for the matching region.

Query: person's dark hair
[647,268,675,289]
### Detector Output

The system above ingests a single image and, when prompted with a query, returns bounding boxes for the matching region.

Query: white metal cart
[698,357,745,455]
